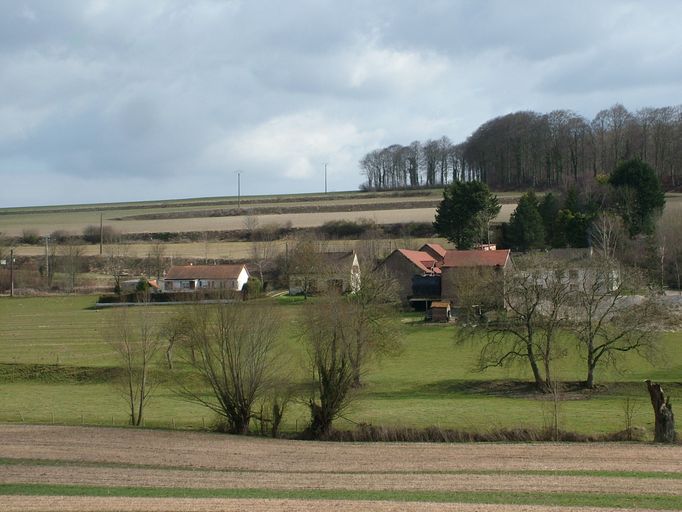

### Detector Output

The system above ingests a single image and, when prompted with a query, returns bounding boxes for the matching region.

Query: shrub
[320,220,370,239]
[20,229,41,245]
[49,230,71,244]
[82,225,120,244]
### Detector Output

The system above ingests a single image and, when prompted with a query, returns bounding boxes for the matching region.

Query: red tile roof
[165,264,248,280]
[397,249,442,274]
[419,243,447,259]
[441,249,510,268]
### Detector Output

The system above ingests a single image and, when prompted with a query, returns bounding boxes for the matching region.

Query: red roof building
[379,244,511,306]
[441,249,510,268]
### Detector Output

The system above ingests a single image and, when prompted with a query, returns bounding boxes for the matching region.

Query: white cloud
[346,36,449,95]
[206,111,381,182]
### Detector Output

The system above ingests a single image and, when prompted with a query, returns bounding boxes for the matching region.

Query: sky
[2,0,682,207]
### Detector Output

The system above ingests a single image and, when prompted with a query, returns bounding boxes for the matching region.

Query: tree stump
[646,380,676,443]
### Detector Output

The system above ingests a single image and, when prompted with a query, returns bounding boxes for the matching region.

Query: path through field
[1,425,681,511]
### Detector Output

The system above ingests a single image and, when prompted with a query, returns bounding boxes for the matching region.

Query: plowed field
[1,425,681,511]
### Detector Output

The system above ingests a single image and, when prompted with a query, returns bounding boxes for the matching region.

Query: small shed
[429,301,451,323]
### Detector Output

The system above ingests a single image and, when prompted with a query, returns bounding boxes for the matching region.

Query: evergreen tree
[538,192,560,246]
[506,191,545,251]
[555,209,591,248]
[433,181,501,249]
[609,159,665,236]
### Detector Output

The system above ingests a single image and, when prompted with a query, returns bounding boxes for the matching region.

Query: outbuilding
[428,301,452,322]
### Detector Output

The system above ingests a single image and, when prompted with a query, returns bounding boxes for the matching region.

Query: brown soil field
[2,496,668,512]
[1,425,682,511]
[0,204,516,237]
[2,424,682,473]
[1,464,678,495]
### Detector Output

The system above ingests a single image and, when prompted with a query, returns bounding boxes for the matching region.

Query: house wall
[431,306,450,322]
[236,267,249,291]
[163,269,248,292]
[288,254,358,295]
[350,254,361,293]
[163,279,195,291]
[441,266,505,308]
[379,251,424,303]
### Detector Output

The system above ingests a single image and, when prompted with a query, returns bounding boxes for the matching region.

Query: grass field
[0,295,680,435]
[2,424,682,510]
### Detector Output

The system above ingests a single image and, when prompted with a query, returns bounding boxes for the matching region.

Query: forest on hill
[360,104,682,191]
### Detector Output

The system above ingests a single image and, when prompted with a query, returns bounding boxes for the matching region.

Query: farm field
[1,296,681,434]
[9,237,444,260]
[0,188,520,237]
[1,424,682,510]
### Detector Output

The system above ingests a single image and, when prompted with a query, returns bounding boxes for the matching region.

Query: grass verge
[1,484,680,509]
[1,457,682,480]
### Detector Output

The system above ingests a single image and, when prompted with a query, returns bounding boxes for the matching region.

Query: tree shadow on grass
[366,379,682,401]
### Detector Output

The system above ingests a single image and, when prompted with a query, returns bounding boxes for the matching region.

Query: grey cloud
[2,0,682,206]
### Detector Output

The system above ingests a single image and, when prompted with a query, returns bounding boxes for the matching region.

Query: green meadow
[0,295,680,435]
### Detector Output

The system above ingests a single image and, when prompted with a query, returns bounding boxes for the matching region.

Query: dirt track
[1,424,681,511]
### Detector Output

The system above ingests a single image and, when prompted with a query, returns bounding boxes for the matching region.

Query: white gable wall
[237,266,249,291]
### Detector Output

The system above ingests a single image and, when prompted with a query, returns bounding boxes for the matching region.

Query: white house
[163,264,249,292]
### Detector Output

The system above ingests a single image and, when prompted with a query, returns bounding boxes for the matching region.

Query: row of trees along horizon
[360,103,682,191]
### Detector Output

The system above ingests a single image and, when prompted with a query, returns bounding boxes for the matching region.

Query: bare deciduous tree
[590,212,624,261]
[287,238,325,298]
[346,268,402,387]
[476,256,571,392]
[159,311,192,370]
[303,295,357,438]
[105,305,163,426]
[146,242,166,281]
[570,261,666,388]
[250,223,280,285]
[105,243,130,295]
[60,243,84,292]
[657,211,682,291]
[178,303,283,434]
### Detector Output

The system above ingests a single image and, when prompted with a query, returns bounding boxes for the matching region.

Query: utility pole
[324,163,328,194]
[236,170,242,210]
[44,236,50,287]
[99,212,103,255]
[9,248,14,297]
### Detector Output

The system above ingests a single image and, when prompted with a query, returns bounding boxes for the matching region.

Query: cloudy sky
[2,1,681,207]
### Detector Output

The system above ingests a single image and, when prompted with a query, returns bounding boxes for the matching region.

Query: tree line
[360,104,682,191]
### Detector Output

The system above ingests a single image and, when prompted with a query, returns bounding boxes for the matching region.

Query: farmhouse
[288,250,361,295]
[162,264,249,292]
[377,245,443,304]
[379,243,511,309]
[439,249,511,307]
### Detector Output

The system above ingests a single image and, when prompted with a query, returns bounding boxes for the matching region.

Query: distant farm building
[288,250,361,296]
[378,243,510,309]
[162,264,249,292]
[427,301,451,322]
